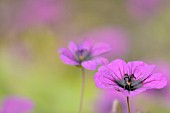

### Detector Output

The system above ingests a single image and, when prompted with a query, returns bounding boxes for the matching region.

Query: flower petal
[58,48,74,59]
[60,55,79,65]
[79,40,92,51]
[107,59,127,79]
[58,48,78,65]
[126,61,144,75]
[82,57,108,70]
[68,41,78,53]
[91,43,111,57]
[124,88,147,97]
[128,61,155,79]
[142,73,167,89]
[94,66,117,88]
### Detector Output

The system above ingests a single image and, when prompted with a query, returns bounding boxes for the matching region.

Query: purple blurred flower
[94,91,127,113]
[0,97,33,113]
[94,59,167,96]
[127,0,161,20]
[58,40,111,70]
[15,0,66,29]
[77,27,129,57]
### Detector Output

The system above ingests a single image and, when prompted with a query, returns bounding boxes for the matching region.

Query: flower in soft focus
[94,59,167,96]
[77,27,129,57]
[94,91,127,113]
[126,0,162,20]
[58,41,111,70]
[0,96,33,113]
[15,0,67,29]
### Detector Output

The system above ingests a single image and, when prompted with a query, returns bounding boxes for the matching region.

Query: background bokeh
[0,0,170,113]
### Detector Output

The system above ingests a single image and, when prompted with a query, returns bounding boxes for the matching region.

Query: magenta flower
[58,41,111,70]
[94,59,167,96]
[0,96,33,113]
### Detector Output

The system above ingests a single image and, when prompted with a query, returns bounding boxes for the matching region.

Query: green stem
[78,67,85,113]
[126,96,131,113]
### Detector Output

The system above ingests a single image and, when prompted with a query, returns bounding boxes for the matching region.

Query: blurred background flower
[0,96,33,113]
[0,0,69,39]
[58,40,111,70]
[15,0,67,29]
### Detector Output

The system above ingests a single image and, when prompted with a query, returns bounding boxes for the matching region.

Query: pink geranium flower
[58,41,111,70]
[0,96,33,113]
[94,59,167,96]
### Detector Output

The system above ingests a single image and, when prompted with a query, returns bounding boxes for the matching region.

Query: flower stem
[78,67,85,113]
[126,96,131,113]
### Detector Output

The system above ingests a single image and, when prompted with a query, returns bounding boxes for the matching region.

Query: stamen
[75,49,90,62]
[114,74,142,91]
[126,82,131,86]
[79,55,84,61]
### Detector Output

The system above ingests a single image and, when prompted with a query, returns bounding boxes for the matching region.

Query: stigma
[126,81,131,86]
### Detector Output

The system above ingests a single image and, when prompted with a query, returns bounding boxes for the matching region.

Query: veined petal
[126,61,144,75]
[133,63,155,79]
[60,55,79,65]
[142,73,167,89]
[94,66,117,88]
[91,43,111,57]
[107,59,127,79]
[81,57,108,70]
[107,85,147,97]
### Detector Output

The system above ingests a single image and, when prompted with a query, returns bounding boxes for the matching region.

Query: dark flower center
[114,74,142,91]
[75,49,91,62]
